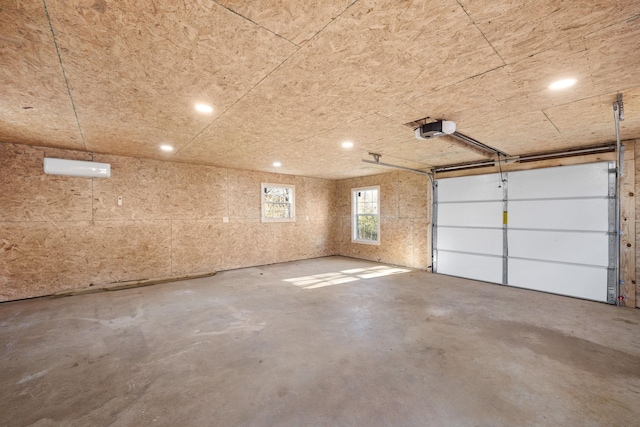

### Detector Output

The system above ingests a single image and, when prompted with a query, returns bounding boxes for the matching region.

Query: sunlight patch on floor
[283,265,411,289]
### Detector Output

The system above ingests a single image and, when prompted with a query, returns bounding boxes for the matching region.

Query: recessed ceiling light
[195,103,213,113]
[160,145,174,152]
[342,141,354,148]
[549,78,577,90]
[273,161,282,167]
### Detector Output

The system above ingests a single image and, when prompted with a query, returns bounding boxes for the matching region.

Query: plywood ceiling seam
[212,1,302,47]
[42,0,87,151]
[428,14,631,118]
[282,112,379,150]
[454,0,507,66]
[449,65,508,92]
[459,0,640,64]
[3,1,639,178]
[491,15,639,67]
[168,0,363,161]
[541,110,562,135]
[577,14,640,42]
[292,0,360,46]
[541,89,621,117]
[174,0,365,160]
[169,48,303,160]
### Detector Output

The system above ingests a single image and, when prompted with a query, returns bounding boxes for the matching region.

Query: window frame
[261,183,296,223]
[351,185,381,245]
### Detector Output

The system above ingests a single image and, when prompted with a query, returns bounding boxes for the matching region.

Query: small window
[352,186,380,244]
[262,183,295,222]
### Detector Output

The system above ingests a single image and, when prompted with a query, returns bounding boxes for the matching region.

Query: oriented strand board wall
[333,172,432,270]
[0,143,334,301]
[618,140,635,308]
[633,139,640,308]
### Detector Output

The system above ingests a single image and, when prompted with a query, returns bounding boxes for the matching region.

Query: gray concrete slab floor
[1,256,639,426]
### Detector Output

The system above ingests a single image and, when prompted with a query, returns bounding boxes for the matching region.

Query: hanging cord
[497,154,505,187]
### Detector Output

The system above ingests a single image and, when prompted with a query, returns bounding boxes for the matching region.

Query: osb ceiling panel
[258,114,485,179]
[175,0,503,168]
[81,124,195,159]
[544,86,640,144]
[215,0,356,46]
[1,0,640,179]
[462,111,565,155]
[405,67,526,131]
[458,0,640,64]
[44,0,298,156]
[407,16,640,157]
[0,0,84,150]
[504,17,640,112]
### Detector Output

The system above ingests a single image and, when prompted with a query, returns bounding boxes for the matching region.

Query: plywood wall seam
[225,168,230,217]
[410,219,415,268]
[396,171,400,218]
[170,219,173,276]
[91,175,94,223]
[41,0,87,151]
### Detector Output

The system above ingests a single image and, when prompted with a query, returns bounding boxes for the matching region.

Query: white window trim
[351,185,380,245]
[261,183,295,223]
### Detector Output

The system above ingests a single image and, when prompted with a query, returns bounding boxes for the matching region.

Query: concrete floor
[1,256,639,427]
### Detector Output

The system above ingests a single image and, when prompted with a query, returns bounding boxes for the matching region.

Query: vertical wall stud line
[91,177,94,223]
[226,168,230,220]
[90,151,95,223]
[411,219,415,268]
[397,172,400,218]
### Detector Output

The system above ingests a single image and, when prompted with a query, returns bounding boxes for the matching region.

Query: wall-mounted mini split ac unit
[43,158,111,178]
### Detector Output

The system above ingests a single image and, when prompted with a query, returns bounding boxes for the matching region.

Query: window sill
[262,218,296,223]
[351,239,380,246]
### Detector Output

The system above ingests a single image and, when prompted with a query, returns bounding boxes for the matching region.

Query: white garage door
[433,162,616,303]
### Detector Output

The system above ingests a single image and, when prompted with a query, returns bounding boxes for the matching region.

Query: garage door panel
[509,162,610,199]
[509,199,609,231]
[437,173,503,202]
[438,227,503,256]
[434,161,613,304]
[438,202,503,228]
[437,251,503,284]
[508,230,609,266]
[508,259,608,302]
